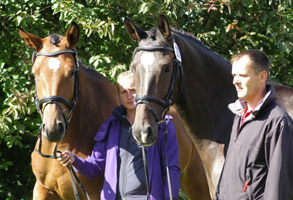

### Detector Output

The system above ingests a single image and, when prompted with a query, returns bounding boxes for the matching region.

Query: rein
[32,49,90,200]
[133,43,183,200]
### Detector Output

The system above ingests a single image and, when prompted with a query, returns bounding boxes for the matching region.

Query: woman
[58,71,180,199]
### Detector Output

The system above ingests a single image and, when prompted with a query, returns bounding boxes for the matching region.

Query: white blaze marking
[140,52,155,67]
[48,58,61,72]
[140,52,155,93]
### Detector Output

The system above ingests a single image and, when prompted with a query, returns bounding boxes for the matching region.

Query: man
[58,71,180,199]
[216,49,293,199]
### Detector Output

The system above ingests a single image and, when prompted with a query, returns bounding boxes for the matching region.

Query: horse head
[124,15,182,146]
[18,22,80,142]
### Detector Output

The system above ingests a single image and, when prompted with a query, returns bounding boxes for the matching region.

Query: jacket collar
[112,105,130,124]
[228,84,277,118]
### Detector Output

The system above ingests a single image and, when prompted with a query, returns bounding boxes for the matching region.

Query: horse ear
[66,22,80,48]
[18,27,42,50]
[158,14,172,40]
[124,17,147,41]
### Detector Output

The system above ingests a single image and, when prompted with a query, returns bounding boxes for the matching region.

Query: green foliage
[0,0,292,199]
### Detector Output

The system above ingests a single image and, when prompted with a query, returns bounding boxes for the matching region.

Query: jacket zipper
[121,119,132,199]
[121,140,129,198]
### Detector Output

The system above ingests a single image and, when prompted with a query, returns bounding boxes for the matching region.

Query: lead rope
[142,146,150,199]
[35,129,91,200]
[163,121,173,200]
[34,110,90,200]
[141,121,173,200]
[67,164,91,200]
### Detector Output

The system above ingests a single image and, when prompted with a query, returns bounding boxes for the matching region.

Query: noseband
[133,44,182,123]
[33,49,79,159]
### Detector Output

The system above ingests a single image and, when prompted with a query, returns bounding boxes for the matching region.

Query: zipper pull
[243,180,250,192]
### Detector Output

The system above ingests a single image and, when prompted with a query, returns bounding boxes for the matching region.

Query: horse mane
[171,29,232,78]
[68,59,117,148]
[78,60,99,75]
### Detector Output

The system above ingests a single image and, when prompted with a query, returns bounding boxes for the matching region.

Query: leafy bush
[0,0,292,199]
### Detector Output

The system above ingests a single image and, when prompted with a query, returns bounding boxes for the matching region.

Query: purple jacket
[73,109,180,199]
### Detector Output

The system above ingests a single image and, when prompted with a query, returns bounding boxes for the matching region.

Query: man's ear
[260,71,268,82]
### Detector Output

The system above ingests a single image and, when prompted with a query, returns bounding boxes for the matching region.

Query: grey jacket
[216,85,293,200]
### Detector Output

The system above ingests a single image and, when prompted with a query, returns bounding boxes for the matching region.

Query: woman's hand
[57,150,75,166]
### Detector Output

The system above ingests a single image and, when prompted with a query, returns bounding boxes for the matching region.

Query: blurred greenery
[0,0,292,199]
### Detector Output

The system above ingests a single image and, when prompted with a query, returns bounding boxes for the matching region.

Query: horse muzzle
[132,123,158,146]
[42,121,66,142]
[41,104,67,142]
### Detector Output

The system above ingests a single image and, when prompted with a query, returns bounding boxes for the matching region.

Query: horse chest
[32,151,68,187]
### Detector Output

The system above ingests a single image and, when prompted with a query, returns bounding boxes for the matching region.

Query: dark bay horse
[18,22,117,199]
[18,22,210,199]
[124,15,293,198]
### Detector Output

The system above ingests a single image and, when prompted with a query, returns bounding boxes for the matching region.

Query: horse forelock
[49,33,62,46]
[147,29,157,40]
[143,29,169,46]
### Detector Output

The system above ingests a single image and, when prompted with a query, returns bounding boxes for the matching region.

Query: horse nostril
[141,126,153,143]
[146,126,152,139]
[42,123,46,133]
[57,122,64,134]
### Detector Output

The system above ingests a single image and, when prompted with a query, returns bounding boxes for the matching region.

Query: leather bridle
[33,49,79,158]
[132,43,183,200]
[132,44,182,124]
[33,49,79,132]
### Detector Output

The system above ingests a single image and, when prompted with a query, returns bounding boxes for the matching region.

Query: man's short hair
[231,49,270,75]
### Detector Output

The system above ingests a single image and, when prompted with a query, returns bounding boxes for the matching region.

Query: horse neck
[174,33,233,87]
[173,33,236,142]
[61,65,117,152]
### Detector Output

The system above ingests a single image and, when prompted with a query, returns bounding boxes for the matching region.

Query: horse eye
[70,69,75,77]
[164,64,171,72]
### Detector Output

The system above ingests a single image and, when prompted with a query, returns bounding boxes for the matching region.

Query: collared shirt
[228,90,272,126]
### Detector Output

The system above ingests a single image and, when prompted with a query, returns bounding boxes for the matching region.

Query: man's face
[118,78,136,111]
[232,56,266,105]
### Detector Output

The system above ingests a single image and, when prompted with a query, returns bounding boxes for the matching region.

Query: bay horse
[18,22,117,199]
[18,22,210,199]
[124,15,293,198]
